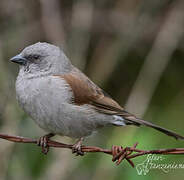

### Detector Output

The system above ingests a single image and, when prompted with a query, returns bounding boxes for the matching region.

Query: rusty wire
[0,133,184,168]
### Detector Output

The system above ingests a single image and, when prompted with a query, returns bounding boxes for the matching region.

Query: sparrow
[10,42,184,155]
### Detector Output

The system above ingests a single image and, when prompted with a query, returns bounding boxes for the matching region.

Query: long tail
[116,112,184,140]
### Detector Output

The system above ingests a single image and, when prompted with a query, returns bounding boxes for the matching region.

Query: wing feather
[53,68,124,115]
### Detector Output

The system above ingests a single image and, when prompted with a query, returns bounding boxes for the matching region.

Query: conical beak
[10,54,27,65]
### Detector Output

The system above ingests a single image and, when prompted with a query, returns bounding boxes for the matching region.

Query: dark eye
[33,55,40,60]
[27,54,40,61]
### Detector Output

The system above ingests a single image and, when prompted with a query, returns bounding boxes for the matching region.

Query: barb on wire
[0,133,184,168]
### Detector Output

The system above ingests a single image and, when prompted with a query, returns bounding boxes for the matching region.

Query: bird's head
[10,42,72,77]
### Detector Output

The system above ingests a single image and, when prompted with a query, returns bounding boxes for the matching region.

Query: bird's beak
[10,54,27,65]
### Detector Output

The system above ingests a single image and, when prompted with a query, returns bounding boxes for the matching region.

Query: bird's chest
[15,75,73,133]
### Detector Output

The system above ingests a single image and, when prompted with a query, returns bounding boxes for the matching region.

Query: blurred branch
[68,1,94,70]
[126,0,184,116]
[1,133,184,167]
[39,0,66,46]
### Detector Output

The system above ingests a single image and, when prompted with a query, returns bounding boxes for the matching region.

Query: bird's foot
[37,133,55,155]
[72,138,84,156]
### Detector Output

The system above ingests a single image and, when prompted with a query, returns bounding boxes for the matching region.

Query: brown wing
[54,68,124,115]
[54,69,184,140]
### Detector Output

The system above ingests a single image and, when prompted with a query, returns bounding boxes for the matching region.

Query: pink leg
[37,133,55,155]
[72,137,84,156]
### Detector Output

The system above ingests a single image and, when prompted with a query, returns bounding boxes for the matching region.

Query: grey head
[10,42,72,77]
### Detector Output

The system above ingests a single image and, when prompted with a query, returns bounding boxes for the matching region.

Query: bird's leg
[37,133,55,155]
[72,137,84,156]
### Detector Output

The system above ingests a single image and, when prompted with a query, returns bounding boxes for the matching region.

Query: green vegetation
[0,0,184,179]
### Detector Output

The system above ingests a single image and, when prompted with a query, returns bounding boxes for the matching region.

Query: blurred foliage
[0,0,184,179]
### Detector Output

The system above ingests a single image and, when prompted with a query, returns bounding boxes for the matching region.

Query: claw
[37,133,54,155]
[72,138,84,156]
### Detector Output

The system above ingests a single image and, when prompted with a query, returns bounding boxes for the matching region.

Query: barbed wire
[0,133,184,167]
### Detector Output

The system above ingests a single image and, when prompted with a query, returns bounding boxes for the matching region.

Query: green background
[0,0,184,179]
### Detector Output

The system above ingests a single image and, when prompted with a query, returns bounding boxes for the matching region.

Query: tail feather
[123,116,184,140]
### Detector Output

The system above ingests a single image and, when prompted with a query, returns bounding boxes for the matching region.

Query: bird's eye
[27,54,40,61]
[33,55,40,60]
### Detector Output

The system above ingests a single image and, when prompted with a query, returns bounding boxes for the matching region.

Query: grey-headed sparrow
[10,42,184,155]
